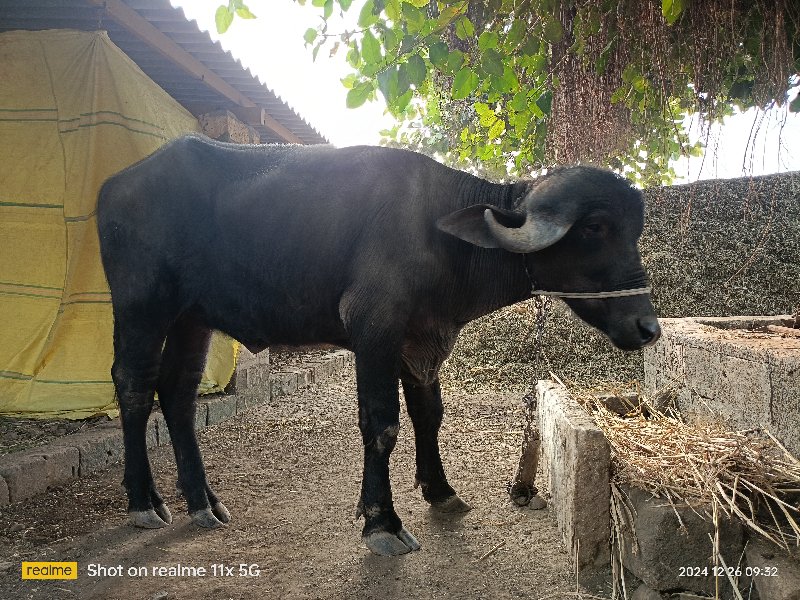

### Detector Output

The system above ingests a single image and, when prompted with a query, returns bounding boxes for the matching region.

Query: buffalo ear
[436,205,525,249]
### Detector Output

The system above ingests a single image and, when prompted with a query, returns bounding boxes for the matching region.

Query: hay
[574,387,800,550]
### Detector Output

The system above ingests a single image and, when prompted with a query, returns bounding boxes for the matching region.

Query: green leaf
[535,90,552,115]
[510,91,528,111]
[312,0,326,6]
[662,0,686,25]
[405,54,427,87]
[377,67,399,102]
[402,3,426,33]
[385,0,401,21]
[235,6,256,19]
[451,67,479,100]
[361,30,382,64]
[488,118,506,139]
[478,31,499,51]
[323,0,334,19]
[358,0,379,27]
[405,0,430,7]
[520,36,540,56]
[506,20,525,47]
[455,17,475,41]
[383,28,399,52]
[428,41,449,67]
[790,94,800,113]
[445,49,464,73]
[215,6,234,33]
[340,73,358,89]
[543,18,563,43]
[339,0,354,9]
[481,48,504,76]
[303,28,318,45]
[346,81,374,108]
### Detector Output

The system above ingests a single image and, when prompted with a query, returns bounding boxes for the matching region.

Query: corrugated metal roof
[0,0,328,144]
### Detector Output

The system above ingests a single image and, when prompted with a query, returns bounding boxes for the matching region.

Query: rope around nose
[529,286,652,299]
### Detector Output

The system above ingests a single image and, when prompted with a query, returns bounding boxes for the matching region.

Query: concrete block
[746,537,800,600]
[537,380,611,575]
[194,400,210,430]
[52,429,124,475]
[0,444,79,503]
[310,360,335,384]
[644,316,800,456]
[207,394,238,426]
[148,411,171,447]
[631,584,667,600]
[618,485,746,597]
[271,371,298,398]
[198,109,260,144]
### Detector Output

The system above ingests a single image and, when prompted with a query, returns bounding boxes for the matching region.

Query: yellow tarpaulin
[0,30,237,419]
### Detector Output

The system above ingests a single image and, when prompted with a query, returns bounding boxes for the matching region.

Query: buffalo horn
[483,209,571,253]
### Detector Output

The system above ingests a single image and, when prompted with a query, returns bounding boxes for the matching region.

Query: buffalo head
[437,166,660,351]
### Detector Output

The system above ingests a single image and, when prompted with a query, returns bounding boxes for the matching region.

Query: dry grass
[574,385,800,550]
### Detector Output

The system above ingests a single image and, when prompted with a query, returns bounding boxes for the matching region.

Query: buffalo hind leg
[354,351,421,556]
[402,377,471,513]
[112,319,171,528]
[157,315,229,528]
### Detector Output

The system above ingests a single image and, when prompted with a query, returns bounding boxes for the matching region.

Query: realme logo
[21,562,78,580]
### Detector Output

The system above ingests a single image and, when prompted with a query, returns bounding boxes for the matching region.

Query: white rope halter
[530,287,652,299]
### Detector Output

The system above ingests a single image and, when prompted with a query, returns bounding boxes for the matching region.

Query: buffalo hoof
[430,494,472,513]
[129,509,169,529]
[190,507,226,529]
[528,495,547,510]
[363,527,421,556]
[211,501,231,523]
[153,502,173,524]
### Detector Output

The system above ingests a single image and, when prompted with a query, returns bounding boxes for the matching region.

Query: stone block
[194,400,210,430]
[198,109,260,144]
[537,380,611,575]
[271,371,298,398]
[148,411,171,447]
[207,394,238,426]
[0,444,79,503]
[52,429,124,475]
[746,537,800,600]
[0,474,9,507]
[310,360,335,384]
[618,485,746,597]
[644,316,800,457]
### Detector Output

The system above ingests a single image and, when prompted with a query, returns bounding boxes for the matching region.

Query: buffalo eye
[581,222,607,237]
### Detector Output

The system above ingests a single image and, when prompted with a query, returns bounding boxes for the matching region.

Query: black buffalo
[97,134,659,556]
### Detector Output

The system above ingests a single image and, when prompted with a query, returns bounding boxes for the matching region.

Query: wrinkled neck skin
[445,177,534,322]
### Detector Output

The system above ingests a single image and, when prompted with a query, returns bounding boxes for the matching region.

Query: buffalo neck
[444,172,533,323]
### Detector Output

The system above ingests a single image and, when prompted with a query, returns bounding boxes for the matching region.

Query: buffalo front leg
[354,354,421,556]
[112,320,171,529]
[401,377,471,513]
[157,315,229,528]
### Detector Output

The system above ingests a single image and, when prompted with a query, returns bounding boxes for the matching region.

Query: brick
[0,444,79,503]
[619,485,746,597]
[206,394,238,426]
[52,429,124,475]
[537,380,611,575]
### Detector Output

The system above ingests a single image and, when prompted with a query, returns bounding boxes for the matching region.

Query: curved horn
[483,208,571,253]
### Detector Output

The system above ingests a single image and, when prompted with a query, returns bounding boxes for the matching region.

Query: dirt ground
[0,364,593,600]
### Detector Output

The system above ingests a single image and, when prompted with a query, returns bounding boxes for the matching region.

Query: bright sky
[171,0,800,183]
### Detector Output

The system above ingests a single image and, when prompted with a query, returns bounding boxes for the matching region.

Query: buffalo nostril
[637,316,661,345]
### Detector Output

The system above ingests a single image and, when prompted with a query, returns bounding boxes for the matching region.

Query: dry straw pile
[576,388,800,550]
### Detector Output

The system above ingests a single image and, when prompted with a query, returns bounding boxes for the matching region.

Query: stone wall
[441,171,800,390]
